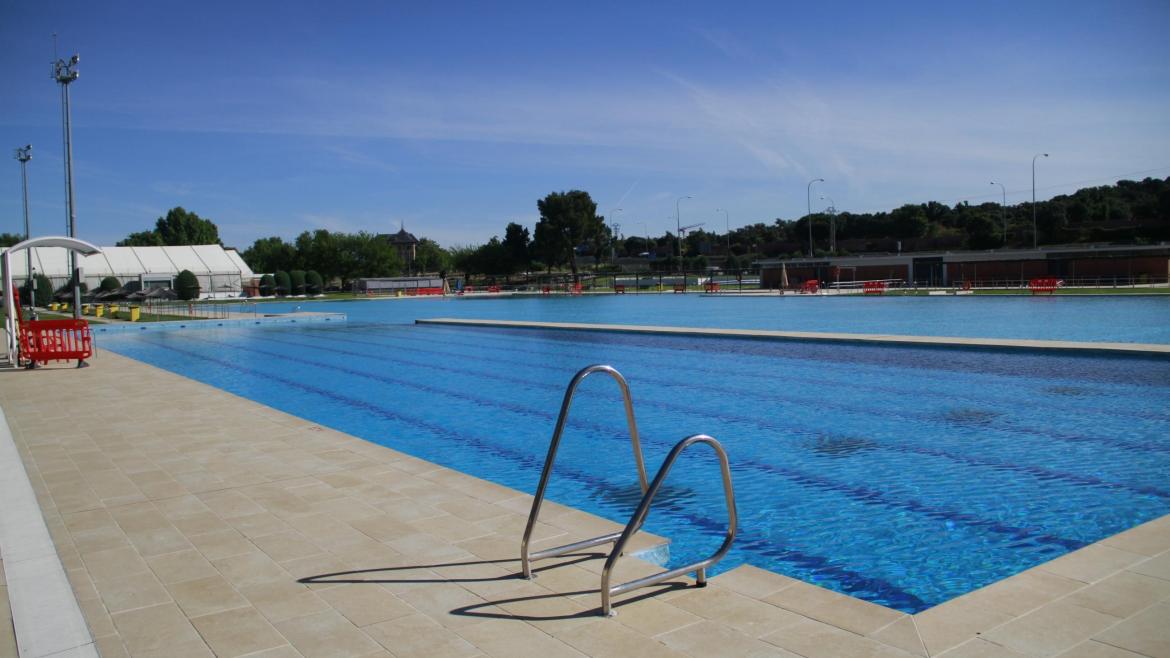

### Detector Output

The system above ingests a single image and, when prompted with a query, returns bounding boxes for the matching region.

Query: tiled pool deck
[0,350,1167,657]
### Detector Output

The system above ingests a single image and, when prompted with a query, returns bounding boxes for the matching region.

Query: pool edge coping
[415,318,1170,356]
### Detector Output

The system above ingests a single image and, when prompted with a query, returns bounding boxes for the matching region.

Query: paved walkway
[0,350,1167,657]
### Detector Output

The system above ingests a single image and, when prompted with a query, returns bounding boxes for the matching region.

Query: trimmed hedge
[259,273,275,296]
[305,270,323,294]
[175,270,200,300]
[289,270,306,295]
[274,270,291,296]
[100,276,121,292]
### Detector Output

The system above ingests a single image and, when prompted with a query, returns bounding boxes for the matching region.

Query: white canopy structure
[1,244,255,298]
[3,236,102,364]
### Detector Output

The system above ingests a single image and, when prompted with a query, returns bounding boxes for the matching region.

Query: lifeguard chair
[3,237,102,368]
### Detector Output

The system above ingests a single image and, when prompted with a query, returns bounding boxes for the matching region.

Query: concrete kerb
[0,406,97,658]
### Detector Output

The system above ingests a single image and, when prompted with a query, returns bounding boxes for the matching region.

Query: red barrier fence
[863,281,886,295]
[1029,278,1062,295]
[705,282,721,293]
[800,279,820,294]
[19,319,93,367]
[615,284,625,294]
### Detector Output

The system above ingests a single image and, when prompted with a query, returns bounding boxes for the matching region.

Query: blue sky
[2,0,1168,249]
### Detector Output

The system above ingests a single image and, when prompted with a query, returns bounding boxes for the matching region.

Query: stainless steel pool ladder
[520,364,738,616]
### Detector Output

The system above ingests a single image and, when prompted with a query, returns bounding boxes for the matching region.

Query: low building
[3,243,255,298]
[380,227,418,271]
[756,244,1170,288]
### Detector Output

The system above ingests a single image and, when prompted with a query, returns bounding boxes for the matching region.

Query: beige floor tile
[936,638,1031,657]
[457,618,586,658]
[1101,517,1170,557]
[92,633,130,658]
[982,601,1121,656]
[662,619,799,658]
[251,530,326,563]
[146,549,219,584]
[1039,544,1147,584]
[81,545,151,583]
[762,616,916,658]
[711,565,799,600]
[764,580,904,636]
[273,609,383,658]
[316,583,416,627]
[557,619,687,658]
[1054,639,1152,657]
[1064,570,1170,618]
[198,490,267,519]
[869,614,928,657]
[190,606,287,657]
[111,602,204,655]
[364,613,482,658]
[98,570,174,614]
[1092,602,1170,658]
[167,574,250,617]
[212,551,291,589]
[959,568,1085,617]
[239,579,332,623]
[669,586,807,638]
[1129,551,1170,581]
[398,581,503,629]
[169,511,231,537]
[913,597,1017,656]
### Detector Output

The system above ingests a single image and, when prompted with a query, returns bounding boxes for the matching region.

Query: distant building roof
[384,227,418,245]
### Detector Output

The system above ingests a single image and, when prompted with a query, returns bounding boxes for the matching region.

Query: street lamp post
[1032,153,1048,250]
[990,181,1007,245]
[608,208,622,264]
[716,208,730,263]
[676,195,691,273]
[53,51,81,318]
[806,178,824,257]
[820,195,837,254]
[14,145,33,294]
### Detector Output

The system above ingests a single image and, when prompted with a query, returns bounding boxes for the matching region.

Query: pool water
[100,302,1170,613]
[255,293,1170,344]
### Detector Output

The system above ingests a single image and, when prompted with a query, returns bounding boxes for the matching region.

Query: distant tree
[414,238,451,274]
[259,273,275,296]
[118,207,221,246]
[889,204,929,239]
[533,190,604,275]
[0,233,24,248]
[289,270,306,295]
[175,270,200,300]
[21,274,56,307]
[502,222,531,272]
[242,236,298,273]
[118,230,164,247]
[305,270,323,294]
[100,276,121,292]
[273,270,291,296]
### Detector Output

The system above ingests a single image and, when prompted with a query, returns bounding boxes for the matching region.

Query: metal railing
[600,434,736,616]
[520,365,647,579]
[520,364,738,616]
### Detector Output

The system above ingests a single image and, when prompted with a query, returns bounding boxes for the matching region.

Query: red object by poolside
[1029,278,1061,294]
[19,319,93,366]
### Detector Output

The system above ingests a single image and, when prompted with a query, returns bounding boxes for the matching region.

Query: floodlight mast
[53,50,81,318]
[14,145,33,294]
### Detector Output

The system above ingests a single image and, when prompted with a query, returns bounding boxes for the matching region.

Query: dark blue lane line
[126,336,931,612]
[268,329,1170,502]
[312,324,1170,438]
[185,332,1091,554]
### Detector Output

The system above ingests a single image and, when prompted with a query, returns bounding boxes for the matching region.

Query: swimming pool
[253,293,1170,344]
[100,307,1170,613]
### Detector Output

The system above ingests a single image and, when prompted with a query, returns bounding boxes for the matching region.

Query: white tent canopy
[3,244,255,298]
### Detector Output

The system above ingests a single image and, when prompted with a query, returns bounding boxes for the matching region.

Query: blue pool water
[253,293,1170,344]
[99,297,1170,613]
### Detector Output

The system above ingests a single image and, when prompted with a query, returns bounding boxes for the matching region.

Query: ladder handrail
[520,364,649,579]
[600,434,737,616]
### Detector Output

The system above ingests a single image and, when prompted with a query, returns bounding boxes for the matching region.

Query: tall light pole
[1032,153,1048,250]
[53,50,81,318]
[716,208,730,262]
[806,178,823,257]
[14,145,33,293]
[990,181,1007,245]
[608,208,622,264]
[820,195,838,254]
[676,195,691,271]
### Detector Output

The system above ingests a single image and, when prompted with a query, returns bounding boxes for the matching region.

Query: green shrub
[259,274,275,296]
[175,270,200,300]
[274,270,291,296]
[305,270,323,294]
[289,270,306,295]
[100,276,121,292]
[33,272,54,306]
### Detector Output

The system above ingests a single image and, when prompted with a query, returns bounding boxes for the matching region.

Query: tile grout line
[0,403,98,658]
